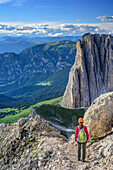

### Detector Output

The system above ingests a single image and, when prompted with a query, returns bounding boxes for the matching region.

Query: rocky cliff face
[0,40,76,85]
[62,33,113,108]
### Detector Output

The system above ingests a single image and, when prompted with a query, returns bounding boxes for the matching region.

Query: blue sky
[0,0,113,36]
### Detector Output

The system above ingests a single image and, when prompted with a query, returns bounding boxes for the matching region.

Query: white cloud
[0,22,113,37]
[48,33,63,37]
[0,0,13,4]
[12,0,27,6]
[0,0,27,6]
[96,16,113,22]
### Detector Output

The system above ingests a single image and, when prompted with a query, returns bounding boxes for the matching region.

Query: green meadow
[0,96,85,128]
[0,97,62,124]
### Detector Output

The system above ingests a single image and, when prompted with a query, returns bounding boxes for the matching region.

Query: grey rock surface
[62,33,113,108]
[84,92,113,139]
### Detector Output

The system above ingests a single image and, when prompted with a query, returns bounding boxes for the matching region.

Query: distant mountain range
[0,36,81,54]
[0,40,77,105]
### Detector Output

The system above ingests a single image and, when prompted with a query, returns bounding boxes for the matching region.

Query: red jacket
[75,125,89,142]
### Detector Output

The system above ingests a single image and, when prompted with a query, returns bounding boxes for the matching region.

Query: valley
[0,96,85,137]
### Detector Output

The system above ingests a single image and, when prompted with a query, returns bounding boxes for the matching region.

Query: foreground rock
[0,115,67,170]
[62,33,113,108]
[84,92,113,139]
[86,133,113,170]
[0,114,113,169]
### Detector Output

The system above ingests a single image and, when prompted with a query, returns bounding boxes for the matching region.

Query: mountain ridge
[0,36,81,54]
[0,40,76,85]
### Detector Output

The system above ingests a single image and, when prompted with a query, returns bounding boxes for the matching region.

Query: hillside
[0,96,85,135]
[1,66,71,104]
[0,94,17,103]
[0,40,76,86]
[0,39,77,104]
[0,97,62,123]
[0,36,81,54]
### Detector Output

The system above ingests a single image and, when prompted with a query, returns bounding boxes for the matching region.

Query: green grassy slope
[4,67,71,104]
[0,97,85,128]
[35,104,85,129]
[0,97,62,124]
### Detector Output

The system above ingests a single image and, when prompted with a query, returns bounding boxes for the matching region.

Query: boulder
[84,92,113,139]
[18,117,29,127]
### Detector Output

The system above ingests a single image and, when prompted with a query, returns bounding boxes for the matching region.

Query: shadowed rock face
[62,33,113,108]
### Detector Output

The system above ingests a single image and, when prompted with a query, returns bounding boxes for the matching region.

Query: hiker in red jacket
[75,118,89,162]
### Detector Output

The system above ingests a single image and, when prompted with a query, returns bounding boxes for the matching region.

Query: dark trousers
[77,142,86,161]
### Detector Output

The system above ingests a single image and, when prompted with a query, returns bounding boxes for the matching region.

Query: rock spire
[62,33,113,108]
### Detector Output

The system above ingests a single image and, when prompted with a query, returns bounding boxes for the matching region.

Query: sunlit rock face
[62,33,113,108]
[84,92,113,139]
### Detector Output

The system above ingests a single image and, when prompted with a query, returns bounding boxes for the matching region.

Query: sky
[0,0,113,37]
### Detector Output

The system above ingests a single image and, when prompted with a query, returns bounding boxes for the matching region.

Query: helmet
[78,118,84,123]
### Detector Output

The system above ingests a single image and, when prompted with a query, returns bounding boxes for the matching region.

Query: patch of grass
[88,139,97,144]
[35,81,52,86]
[23,127,28,131]
[0,81,16,87]
[0,108,10,112]
[106,158,109,162]
[88,153,91,157]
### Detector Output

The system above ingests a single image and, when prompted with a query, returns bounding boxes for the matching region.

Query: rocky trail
[0,113,113,170]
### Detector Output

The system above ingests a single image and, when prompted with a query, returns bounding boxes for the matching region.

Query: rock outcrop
[0,114,113,170]
[0,115,67,170]
[62,33,113,108]
[84,92,113,139]
[86,133,113,170]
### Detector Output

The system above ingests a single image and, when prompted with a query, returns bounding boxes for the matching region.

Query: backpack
[77,126,87,143]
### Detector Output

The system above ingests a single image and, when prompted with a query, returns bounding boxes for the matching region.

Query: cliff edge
[62,33,113,108]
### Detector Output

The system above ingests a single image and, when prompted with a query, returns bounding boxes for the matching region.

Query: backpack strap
[78,126,80,132]
[78,125,84,132]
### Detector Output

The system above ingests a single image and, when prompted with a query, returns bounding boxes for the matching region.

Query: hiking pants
[77,142,86,161]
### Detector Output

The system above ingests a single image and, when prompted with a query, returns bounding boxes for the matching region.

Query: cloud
[48,33,63,37]
[0,0,27,6]
[96,16,113,22]
[0,0,13,4]
[12,0,27,6]
[0,22,113,37]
